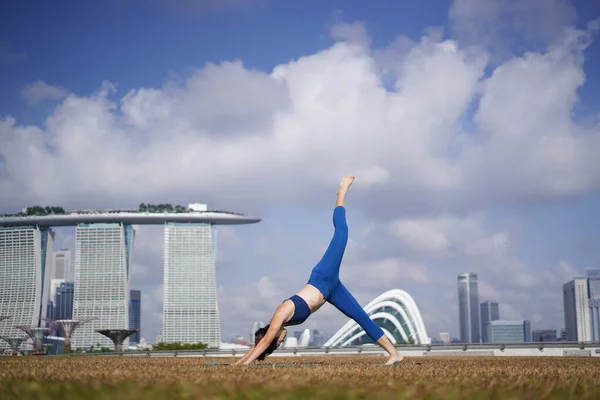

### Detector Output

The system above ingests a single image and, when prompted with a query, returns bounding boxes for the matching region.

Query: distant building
[72,223,135,349]
[458,273,480,343]
[563,278,591,342]
[233,336,249,346]
[163,222,220,347]
[49,250,71,315]
[587,268,600,299]
[487,320,531,343]
[309,329,327,347]
[524,320,532,342]
[587,268,600,342]
[589,299,600,342]
[439,332,450,344]
[480,301,500,343]
[129,289,141,345]
[52,250,71,280]
[0,226,54,351]
[54,282,74,321]
[532,329,558,342]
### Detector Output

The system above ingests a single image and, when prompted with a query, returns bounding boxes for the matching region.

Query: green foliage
[88,344,113,353]
[151,341,208,351]
[25,205,65,216]
[396,337,416,345]
[0,205,67,217]
[138,203,189,213]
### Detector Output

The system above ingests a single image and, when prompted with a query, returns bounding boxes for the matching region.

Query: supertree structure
[96,329,139,353]
[16,326,54,354]
[54,318,97,353]
[0,336,27,355]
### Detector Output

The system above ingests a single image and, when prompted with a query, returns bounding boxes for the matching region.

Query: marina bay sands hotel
[0,203,260,350]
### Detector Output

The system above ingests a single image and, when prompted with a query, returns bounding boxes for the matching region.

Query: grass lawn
[1,355,599,399]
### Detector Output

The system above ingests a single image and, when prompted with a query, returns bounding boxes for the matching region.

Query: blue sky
[1,0,600,343]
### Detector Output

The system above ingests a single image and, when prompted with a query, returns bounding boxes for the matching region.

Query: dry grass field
[1,355,599,399]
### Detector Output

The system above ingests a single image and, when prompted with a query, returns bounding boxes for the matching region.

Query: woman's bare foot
[384,353,405,365]
[336,175,355,207]
[339,175,355,192]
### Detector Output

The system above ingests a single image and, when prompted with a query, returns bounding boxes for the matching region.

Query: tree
[152,341,208,351]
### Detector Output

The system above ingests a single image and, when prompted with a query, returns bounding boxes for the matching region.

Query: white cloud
[1,21,598,217]
[256,276,282,298]
[343,258,430,292]
[389,213,509,258]
[21,80,69,105]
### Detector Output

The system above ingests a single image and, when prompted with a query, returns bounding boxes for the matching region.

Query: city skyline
[2,233,594,346]
[0,205,259,349]
[1,0,599,344]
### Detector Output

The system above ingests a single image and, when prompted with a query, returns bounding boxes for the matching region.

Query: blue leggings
[307,206,385,343]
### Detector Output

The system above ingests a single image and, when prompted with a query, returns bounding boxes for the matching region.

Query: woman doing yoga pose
[233,175,404,366]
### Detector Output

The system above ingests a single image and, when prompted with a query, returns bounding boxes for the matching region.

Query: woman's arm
[234,307,287,365]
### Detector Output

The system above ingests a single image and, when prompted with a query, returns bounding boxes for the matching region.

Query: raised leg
[328,282,403,364]
[311,206,348,282]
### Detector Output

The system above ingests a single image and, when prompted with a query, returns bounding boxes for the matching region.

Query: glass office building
[480,300,500,343]
[129,289,141,345]
[563,278,591,342]
[487,320,531,343]
[71,223,135,349]
[458,273,480,343]
[163,223,220,347]
[54,282,75,321]
[0,226,54,350]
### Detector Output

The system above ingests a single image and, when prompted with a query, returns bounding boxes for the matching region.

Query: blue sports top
[284,295,311,326]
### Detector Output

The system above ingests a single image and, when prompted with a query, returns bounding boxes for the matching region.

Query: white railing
[51,342,600,358]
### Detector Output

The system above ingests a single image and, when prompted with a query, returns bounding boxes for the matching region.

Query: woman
[233,175,404,366]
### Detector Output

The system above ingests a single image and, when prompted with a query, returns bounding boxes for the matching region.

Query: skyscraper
[590,299,600,342]
[129,289,141,345]
[480,300,500,343]
[587,268,600,299]
[72,223,135,349]
[54,282,75,322]
[532,329,557,342]
[163,222,220,347]
[588,268,600,342]
[458,273,480,343]
[563,278,591,342]
[523,320,532,342]
[0,226,54,349]
[49,249,71,313]
[52,249,71,280]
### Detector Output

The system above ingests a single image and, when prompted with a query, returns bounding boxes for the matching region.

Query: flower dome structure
[324,289,430,346]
